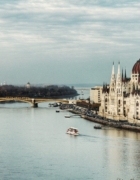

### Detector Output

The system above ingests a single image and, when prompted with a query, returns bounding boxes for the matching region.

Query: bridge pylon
[32,99,38,108]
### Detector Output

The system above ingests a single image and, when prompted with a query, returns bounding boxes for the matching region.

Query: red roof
[132,59,140,74]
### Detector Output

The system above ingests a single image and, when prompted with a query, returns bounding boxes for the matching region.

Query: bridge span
[0,97,70,107]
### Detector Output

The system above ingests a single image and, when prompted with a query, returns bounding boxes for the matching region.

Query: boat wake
[79,134,99,139]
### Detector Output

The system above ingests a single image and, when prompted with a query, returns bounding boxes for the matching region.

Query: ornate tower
[116,62,122,96]
[109,62,116,94]
[108,62,117,116]
[115,62,124,117]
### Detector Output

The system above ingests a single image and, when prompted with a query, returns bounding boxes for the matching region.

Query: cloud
[0,0,140,83]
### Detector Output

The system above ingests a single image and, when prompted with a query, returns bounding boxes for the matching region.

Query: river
[0,89,140,180]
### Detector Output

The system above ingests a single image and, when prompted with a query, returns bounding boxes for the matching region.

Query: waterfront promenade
[61,103,140,132]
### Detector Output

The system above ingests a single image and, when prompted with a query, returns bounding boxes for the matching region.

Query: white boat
[64,110,71,118]
[65,115,70,118]
[66,127,79,136]
[94,125,102,129]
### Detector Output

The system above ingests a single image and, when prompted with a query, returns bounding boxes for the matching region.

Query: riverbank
[60,104,140,132]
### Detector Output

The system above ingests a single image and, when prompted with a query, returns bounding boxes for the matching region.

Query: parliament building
[98,59,140,124]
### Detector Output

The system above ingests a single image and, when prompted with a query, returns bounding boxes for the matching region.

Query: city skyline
[0,0,140,84]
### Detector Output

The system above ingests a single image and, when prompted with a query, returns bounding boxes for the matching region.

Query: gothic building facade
[98,59,140,124]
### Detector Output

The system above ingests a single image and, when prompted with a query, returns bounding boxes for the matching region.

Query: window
[118,100,121,104]
[117,89,120,93]
[136,102,139,106]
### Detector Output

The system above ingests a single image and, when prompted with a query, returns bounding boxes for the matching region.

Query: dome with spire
[132,59,140,74]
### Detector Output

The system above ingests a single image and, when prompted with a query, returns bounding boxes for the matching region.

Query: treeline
[76,101,100,111]
[0,85,77,98]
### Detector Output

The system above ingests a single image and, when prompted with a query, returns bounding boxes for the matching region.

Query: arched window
[105,98,107,102]
[136,102,139,106]
[118,100,121,104]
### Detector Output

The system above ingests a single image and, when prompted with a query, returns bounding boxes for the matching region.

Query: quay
[60,103,140,132]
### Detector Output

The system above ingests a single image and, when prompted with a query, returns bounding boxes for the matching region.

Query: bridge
[0,97,70,107]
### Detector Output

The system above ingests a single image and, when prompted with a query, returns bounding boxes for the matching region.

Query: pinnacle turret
[112,62,115,75]
[117,61,121,81]
[125,69,127,79]
[122,69,123,81]
[110,62,115,83]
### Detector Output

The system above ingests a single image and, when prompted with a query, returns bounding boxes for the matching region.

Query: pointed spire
[111,62,115,75]
[117,61,121,81]
[118,61,120,75]
[110,62,115,86]
[125,69,127,79]
[122,69,123,81]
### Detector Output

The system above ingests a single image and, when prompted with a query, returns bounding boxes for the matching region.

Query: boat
[53,103,58,107]
[65,115,70,118]
[56,110,60,112]
[66,127,79,135]
[64,110,71,118]
[94,125,102,129]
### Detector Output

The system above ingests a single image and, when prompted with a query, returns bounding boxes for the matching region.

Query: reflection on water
[0,102,140,180]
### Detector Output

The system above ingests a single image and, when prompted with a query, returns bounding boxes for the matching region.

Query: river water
[0,90,140,180]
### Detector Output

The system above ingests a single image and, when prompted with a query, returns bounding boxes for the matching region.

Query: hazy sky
[0,0,140,85]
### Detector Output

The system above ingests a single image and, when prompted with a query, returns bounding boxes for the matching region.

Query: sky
[0,0,140,86]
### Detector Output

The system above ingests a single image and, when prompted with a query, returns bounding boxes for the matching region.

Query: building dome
[132,59,140,74]
[26,82,31,88]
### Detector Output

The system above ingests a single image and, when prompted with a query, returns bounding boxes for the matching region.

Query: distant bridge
[0,97,70,107]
